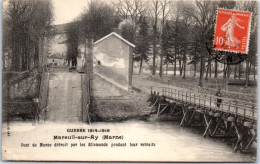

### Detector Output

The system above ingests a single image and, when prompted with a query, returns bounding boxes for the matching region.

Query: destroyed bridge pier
[148,86,257,153]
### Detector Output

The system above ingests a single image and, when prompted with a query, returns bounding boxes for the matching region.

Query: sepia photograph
[1,0,258,162]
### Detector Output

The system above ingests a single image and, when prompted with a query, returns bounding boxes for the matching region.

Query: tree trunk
[194,63,197,77]
[234,65,237,79]
[245,59,249,87]
[214,58,218,78]
[27,51,30,70]
[152,42,156,75]
[209,60,212,78]
[253,64,256,80]
[205,64,209,80]
[12,40,19,71]
[227,65,231,79]
[166,61,168,76]
[247,61,252,85]
[199,54,205,87]
[174,54,176,76]
[249,62,252,77]
[159,53,163,77]
[21,50,26,71]
[183,59,186,79]
[238,62,242,79]
[152,23,157,75]
[139,57,143,75]
[34,42,39,68]
[223,56,230,91]
[205,58,211,80]
[179,59,182,76]
[2,53,5,71]
[223,62,226,80]
[225,64,230,91]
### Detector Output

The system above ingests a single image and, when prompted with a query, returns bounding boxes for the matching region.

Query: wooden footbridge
[148,87,257,153]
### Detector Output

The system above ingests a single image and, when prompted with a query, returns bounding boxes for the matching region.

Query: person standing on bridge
[215,88,222,108]
[43,105,50,122]
[52,60,55,72]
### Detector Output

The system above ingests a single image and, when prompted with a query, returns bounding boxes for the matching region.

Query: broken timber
[148,87,257,153]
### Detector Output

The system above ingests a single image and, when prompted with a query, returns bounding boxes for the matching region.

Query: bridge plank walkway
[132,75,257,121]
[159,87,257,121]
[47,73,82,122]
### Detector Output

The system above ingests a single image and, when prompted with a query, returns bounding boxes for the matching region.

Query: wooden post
[82,39,93,124]
[204,94,206,106]
[190,92,191,103]
[199,94,200,106]
[235,100,238,117]
[210,97,212,109]
[243,102,247,120]
[252,101,255,122]
[228,100,231,112]
[83,39,87,72]
[182,90,183,102]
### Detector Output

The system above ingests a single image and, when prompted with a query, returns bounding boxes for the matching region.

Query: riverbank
[132,74,257,101]
[91,91,151,122]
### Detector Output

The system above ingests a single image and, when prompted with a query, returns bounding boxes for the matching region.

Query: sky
[2,0,91,25]
[52,0,90,25]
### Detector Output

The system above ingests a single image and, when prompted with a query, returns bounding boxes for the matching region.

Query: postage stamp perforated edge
[212,8,252,55]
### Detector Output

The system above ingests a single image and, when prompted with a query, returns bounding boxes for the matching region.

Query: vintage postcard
[2,0,258,162]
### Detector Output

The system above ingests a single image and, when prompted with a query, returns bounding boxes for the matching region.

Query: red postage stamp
[214,9,251,54]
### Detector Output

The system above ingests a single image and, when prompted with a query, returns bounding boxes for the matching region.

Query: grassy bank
[91,91,151,122]
[133,74,257,101]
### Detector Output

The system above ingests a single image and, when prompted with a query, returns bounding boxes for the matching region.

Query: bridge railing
[159,87,257,121]
[38,69,49,113]
[81,74,91,124]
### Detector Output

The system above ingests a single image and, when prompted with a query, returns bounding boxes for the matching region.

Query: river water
[2,120,256,162]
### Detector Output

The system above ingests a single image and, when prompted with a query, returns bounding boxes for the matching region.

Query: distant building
[48,24,68,59]
[93,32,135,90]
[48,23,84,68]
[47,53,65,66]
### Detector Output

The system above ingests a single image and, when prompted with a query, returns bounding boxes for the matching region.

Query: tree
[135,17,150,74]
[113,0,148,43]
[3,0,54,71]
[159,0,170,77]
[178,20,191,79]
[182,0,217,86]
[149,0,161,75]
[218,0,236,9]
[188,25,201,78]
[80,0,121,41]
[30,0,54,69]
[161,20,174,75]
[237,1,257,87]
[119,20,135,43]
[66,21,80,67]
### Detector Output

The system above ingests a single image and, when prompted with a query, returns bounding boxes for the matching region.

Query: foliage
[3,0,54,71]
[161,20,174,64]
[80,0,121,41]
[134,17,151,74]
[120,20,135,43]
[134,17,150,61]
[66,22,80,66]
[113,0,148,42]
